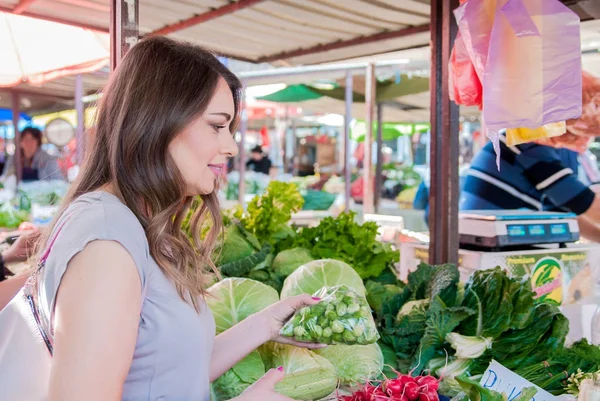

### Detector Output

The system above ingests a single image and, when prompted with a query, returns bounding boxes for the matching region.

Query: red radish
[398,375,417,387]
[371,388,389,401]
[384,378,404,396]
[416,376,439,392]
[390,396,408,401]
[418,389,439,401]
[403,382,420,401]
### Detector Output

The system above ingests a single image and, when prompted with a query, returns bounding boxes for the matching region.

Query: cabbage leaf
[207,278,279,334]
[280,259,366,298]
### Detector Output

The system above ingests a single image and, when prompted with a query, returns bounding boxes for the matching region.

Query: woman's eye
[212,125,226,132]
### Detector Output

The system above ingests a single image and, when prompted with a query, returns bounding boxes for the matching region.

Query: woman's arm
[49,240,142,401]
[210,311,270,381]
[210,295,322,381]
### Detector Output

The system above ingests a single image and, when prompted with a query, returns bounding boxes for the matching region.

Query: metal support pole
[238,80,248,205]
[75,74,85,164]
[429,0,460,264]
[375,103,384,213]
[110,0,139,71]
[343,71,353,212]
[11,92,21,184]
[363,63,376,215]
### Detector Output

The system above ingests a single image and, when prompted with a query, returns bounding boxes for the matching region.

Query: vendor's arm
[518,149,600,240]
[210,295,322,381]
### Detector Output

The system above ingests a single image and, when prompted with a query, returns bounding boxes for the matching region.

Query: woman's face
[169,77,239,196]
[21,133,39,159]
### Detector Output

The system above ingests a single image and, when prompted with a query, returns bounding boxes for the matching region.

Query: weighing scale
[458,210,579,249]
[399,209,600,343]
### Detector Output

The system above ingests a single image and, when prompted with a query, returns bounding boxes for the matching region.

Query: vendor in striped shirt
[460,74,600,241]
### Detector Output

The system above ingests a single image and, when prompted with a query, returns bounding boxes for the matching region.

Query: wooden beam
[11,92,22,184]
[428,0,460,265]
[0,5,108,32]
[147,0,266,37]
[258,23,430,63]
[110,0,139,71]
[12,0,37,14]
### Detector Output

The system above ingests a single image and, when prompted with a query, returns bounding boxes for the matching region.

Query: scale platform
[459,210,580,249]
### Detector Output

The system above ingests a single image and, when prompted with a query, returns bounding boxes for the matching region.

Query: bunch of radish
[338,374,439,401]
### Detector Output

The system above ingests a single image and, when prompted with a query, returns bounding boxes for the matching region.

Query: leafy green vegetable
[0,202,29,228]
[217,224,260,266]
[272,248,314,278]
[315,343,383,385]
[459,267,519,338]
[219,244,271,278]
[281,259,366,299]
[280,285,379,345]
[446,333,492,359]
[365,280,403,318]
[377,264,462,367]
[378,341,399,379]
[272,345,337,401]
[206,278,279,334]
[212,350,265,401]
[242,181,304,245]
[290,212,399,279]
[410,297,475,373]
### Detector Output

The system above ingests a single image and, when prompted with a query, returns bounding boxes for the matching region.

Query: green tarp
[257,74,429,104]
[351,120,430,142]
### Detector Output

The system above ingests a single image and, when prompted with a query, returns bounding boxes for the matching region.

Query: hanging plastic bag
[482,0,582,132]
[280,285,379,345]
[456,0,582,166]
[449,30,483,108]
[505,122,566,146]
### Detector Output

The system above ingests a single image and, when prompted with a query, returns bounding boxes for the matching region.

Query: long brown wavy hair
[36,36,241,311]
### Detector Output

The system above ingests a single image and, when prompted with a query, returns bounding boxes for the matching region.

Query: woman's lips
[208,164,225,176]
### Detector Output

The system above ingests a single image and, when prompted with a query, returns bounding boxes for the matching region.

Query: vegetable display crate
[399,241,600,342]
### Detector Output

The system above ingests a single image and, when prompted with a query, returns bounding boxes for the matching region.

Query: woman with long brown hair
[8,36,322,401]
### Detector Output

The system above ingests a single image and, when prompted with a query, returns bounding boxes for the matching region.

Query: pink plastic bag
[449,31,483,108]
[455,0,583,166]
[483,0,582,131]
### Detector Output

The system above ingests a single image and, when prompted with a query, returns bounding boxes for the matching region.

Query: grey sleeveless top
[38,191,215,401]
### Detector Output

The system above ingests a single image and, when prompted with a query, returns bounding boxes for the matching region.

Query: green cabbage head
[207,278,279,334]
[212,350,265,401]
[315,343,383,386]
[281,259,366,298]
[272,345,338,401]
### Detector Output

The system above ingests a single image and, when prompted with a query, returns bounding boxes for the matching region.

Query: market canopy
[0,12,109,87]
[350,120,429,142]
[0,0,593,65]
[257,74,429,104]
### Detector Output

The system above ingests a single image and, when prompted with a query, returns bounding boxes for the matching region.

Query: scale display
[459,210,579,249]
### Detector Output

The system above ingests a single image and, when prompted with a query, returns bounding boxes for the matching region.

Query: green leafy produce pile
[375,263,598,398]
[280,285,379,345]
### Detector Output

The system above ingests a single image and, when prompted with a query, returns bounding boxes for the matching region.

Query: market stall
[192,182,600,401]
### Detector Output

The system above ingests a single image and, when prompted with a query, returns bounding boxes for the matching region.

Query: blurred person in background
[460,71,600,242]
[1,127,63,181]
[246,144,272,175]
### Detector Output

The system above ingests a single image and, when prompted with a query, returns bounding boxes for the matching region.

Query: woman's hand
[235,367,295,401]
[3,228,40,265]
[257,294,326,349]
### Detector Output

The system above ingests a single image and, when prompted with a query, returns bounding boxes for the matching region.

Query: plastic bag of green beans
[280,285,379,345]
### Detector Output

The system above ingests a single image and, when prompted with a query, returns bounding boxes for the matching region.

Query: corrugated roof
[0,0,430,65]
[0,0,596,66]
